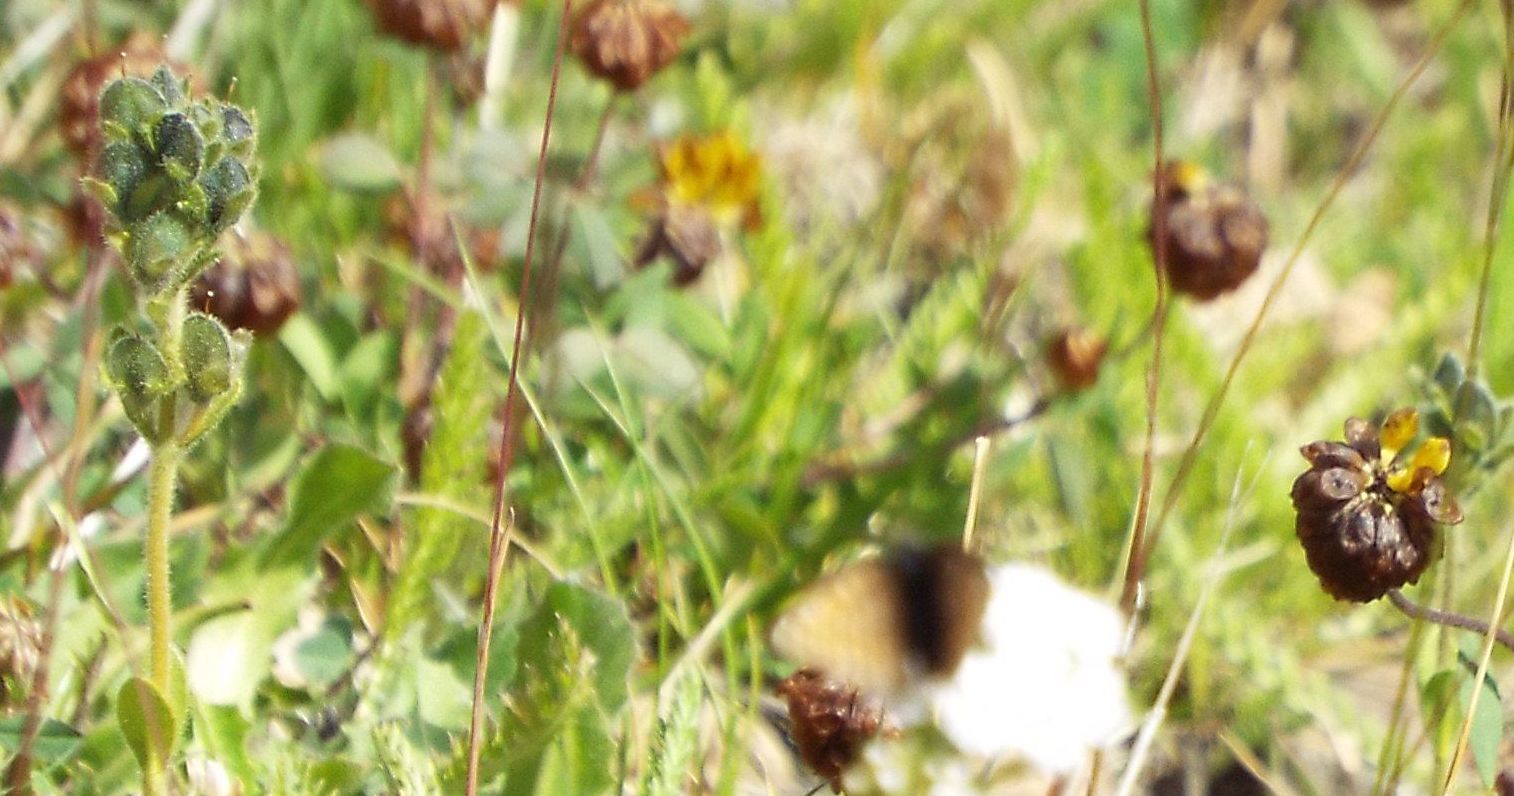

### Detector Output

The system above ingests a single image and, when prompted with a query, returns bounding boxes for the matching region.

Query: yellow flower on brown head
[658,131,763,230]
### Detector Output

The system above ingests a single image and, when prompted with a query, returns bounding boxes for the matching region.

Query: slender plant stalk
[465,2,573,794]
[961,436,990,553]
[1385,589,1514,653]
[1118,0,1170,615]
[1467,3,1514,376]
[1140,0,1475,570]
[144,437,179,691]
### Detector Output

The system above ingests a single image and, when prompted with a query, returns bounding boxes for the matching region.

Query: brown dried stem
[1386,589,1514,655]
[465,2,574,794]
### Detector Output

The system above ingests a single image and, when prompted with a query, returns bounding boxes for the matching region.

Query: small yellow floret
[1379,407,1419,460]
[660,131,763,226]
[1410,437,1451,476]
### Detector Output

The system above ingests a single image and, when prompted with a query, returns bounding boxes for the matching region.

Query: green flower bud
[126,212,198,289]
[154,112,204,180]
[1454,380,1499,453]
[98,141,152,213]
[149,66,186,108]
[221,105,254,148]
[199,158,253,233]
[106,333,170,441]
[181,313,234,402]
[99,78,166,140]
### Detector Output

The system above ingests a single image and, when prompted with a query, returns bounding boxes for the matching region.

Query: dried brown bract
[59,33,172,157]
[776,667,883,793]
[571,0,690,92]
[1291,409,1462,603]
[364,0,494,52]
[190,232,301,336]
[634,203,720,285]
[1149,161,1268,301]
[1045,327,1107,392]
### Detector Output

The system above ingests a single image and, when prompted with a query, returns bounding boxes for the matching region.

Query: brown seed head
[190,232,301,336]
[59,33,172,157]
[1291,412,1463,602]
[776,667,883,793]
[634,203,720,285]
[364,0,495,52]
[1149,161,1268,301]
[1045,327,1107,392]
[571,0,690,92]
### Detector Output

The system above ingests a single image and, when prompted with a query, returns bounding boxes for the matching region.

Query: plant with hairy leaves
[88,64,259,795]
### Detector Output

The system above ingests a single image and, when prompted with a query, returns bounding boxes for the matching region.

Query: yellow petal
[1410,437,1452,476]
[1380,407,1419,460]
[1385,467,1415,494]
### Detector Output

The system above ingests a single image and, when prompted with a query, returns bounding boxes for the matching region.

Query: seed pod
[776,668,883,794]
[1149,161,1268,301]
[199,157,254,233]
[98,141,152,213]
[1291,412,1463,602]
[1045,327,1107,392]
[571,0,690,92]
[106,334,171,441]
[181,313,235,403]
[154,112,205,179]
[363,0,493,52]
[126,211,199,290]
[98,78,168,142]
[220,105,255,151]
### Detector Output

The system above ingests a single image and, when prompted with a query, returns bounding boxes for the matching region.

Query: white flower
[929,563,1131,774]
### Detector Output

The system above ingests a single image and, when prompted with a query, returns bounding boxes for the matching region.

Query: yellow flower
[1379,408,1452,494]
[659,131,763,230]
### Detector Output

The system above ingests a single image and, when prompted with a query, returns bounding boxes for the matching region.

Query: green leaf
[519,582,635,711]
[293,616,354,688]
[318,133,404,193]
[278,313,339,401]
[1460,670,1503,788]
[337,330,397,419]
[260,444,397,567]
[116,677,177,773]
[664,293,732,361]
[569,203,624,290]
[0,717,84,763]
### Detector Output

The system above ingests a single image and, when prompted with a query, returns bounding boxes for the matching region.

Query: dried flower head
[364,0,493,52]
[1149,161,1268,301]
[571,0,690,92]
[634,203,720,284]
[659,131,763,230]
[59,34,174,157]
[1291,408,1463,602]
[777,667,885,793]
[1045,327,1107,392]
[190,232,300,336]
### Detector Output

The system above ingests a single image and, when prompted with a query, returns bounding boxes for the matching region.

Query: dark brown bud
[571,0,690,92]
[190,232,300,336]
[634,204,719,285]
[776,668,883,794]
[1149,161,1268,302]
[1045,327,1107,391]
[364,0,494,52]
[59,34,173,157]
[1291,414,1463,603]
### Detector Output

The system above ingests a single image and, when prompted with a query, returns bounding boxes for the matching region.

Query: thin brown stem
[465,2,574,794]
[1386,590,1514,654]
[1141,0,1475,570]
[1118,0,1171,615]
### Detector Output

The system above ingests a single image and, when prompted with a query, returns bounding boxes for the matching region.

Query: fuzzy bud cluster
[93,66,259,446]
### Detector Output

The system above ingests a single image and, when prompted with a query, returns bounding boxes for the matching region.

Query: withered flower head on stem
[1148,160,1268,301]
[189,231,301,337]
[570,0,690,92]
[1291,408,1463,603]
[1045,326,1107,392]
[776,667,884,794]
[635,131,763,285]
[364,0,494,52]
[60,33,173,157]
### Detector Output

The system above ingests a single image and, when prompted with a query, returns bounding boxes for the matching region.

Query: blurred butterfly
[770,545,991,697]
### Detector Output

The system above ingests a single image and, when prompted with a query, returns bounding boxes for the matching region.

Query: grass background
[2,0,1514,792]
